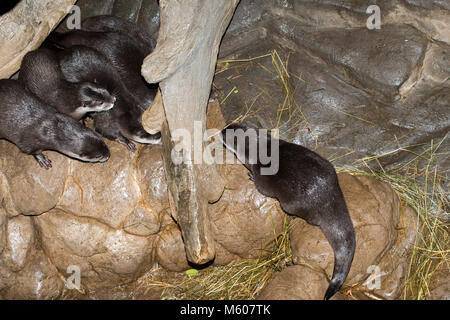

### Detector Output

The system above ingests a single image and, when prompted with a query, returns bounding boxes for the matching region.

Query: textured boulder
[0,136,286,297]
[216,0,450,170]
[35,209,155,289]
[428,271,450,300]
[257,265,330,300]
[2,215,35,272]
[1,249,63,300]
[211,163,286,259]
[0,207,6,254]
[0,141,68,217]
[154,221,190,272]
[57,142,141,229]
[362,206,419,299]
[0,215,62,299]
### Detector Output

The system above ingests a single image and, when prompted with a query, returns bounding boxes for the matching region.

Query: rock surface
[363,206,419,300]
[257,265,330,300]
[211,164,286,259]
[428,270,450,300]
[0,137,285,298]
[215,0,450,171]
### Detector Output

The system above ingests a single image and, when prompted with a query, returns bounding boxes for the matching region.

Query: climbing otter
[56,45,161,151]
[0,79,110,169]
[47,26,157,111]
[19,48,116,120]
[220,123,356,300]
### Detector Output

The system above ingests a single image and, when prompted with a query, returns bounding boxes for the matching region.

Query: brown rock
[213,241,240,266]
[136,145,169,211]
[57,141,140,229]
[210,164,286,259]
[2,215,35,272]
[0,141,69,216]
[0,207,5,254]
[399,42,450,100]
[1,249,63,300]
[123,203,161,236]
[0,263,13,294]
[362,206,419,299]
[35,209,154,289]
[428,270,450,300]
[290,173,400,286]
[142,88,165,133]
[154,222,190,272]
[257,265,329,300]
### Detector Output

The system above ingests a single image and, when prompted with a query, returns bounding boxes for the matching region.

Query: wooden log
[141,0,239,264]
[0,0,77,79]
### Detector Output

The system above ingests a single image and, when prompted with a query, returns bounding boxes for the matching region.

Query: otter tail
[321,198,356,300]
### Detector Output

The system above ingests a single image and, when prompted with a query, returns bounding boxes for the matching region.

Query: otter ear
[80,82,95,96]
[80,82,107,101]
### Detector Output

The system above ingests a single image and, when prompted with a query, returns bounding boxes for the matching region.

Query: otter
[19,48,116,120]
[56,45,161,151]
[0,79,110,169]
[81,15,156,52]
[220,123,356,300]
[46,26,157,111]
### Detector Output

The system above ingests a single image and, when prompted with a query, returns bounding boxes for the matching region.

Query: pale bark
[0,0,77,78]
[142,0,239,264]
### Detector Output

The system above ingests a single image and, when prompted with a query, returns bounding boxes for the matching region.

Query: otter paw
[117,136,137,152]
[34,154,52,169]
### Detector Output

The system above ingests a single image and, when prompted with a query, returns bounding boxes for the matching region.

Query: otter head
[58,117,111,163]
[220,123,261,165]
[77,130,111,163]
[79,82,116,113]
[220,122,280,175]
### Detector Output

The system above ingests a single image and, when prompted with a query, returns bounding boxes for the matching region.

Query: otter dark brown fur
[19,48,116,120]
[56,45,160,151]
[46,25,156,111]
[0,79,110,169]
[221,123,356,300]
[81,15,156,53]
